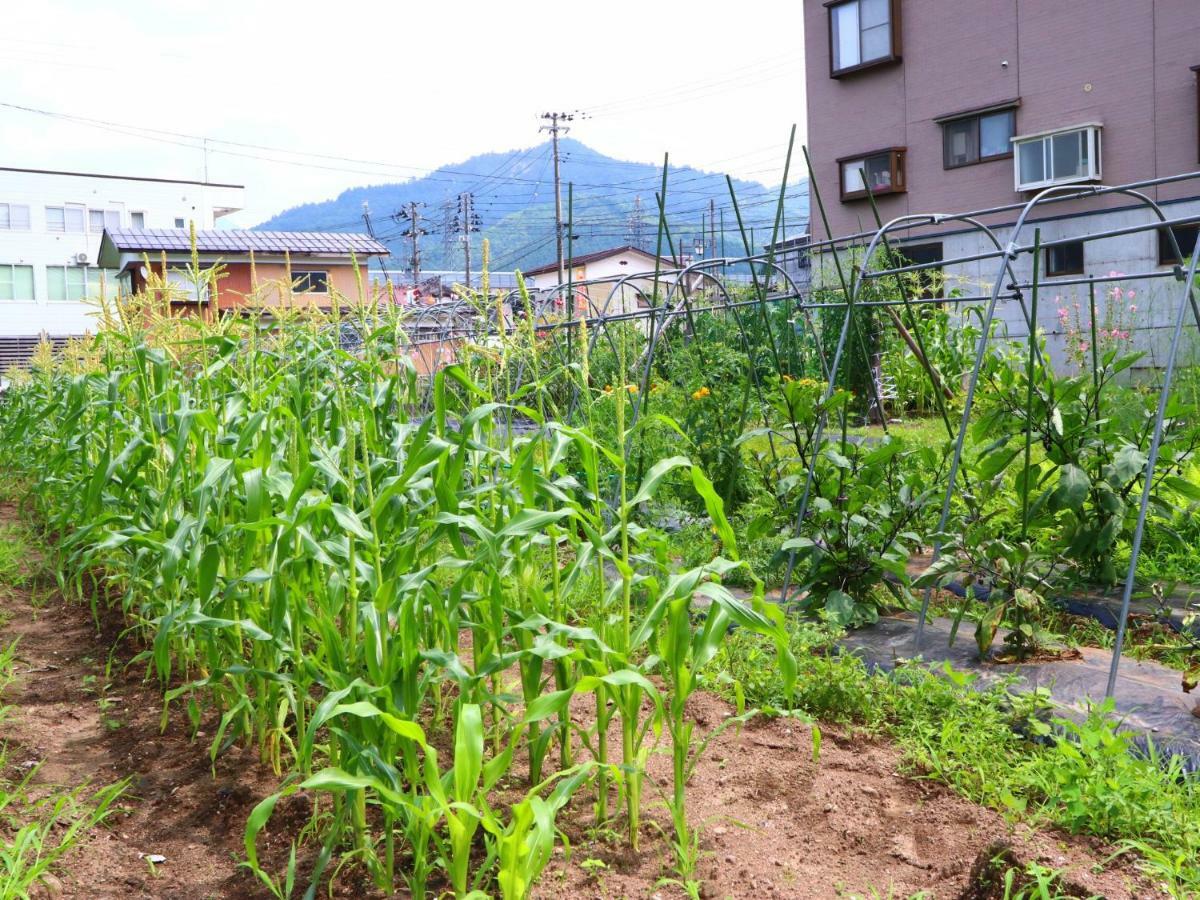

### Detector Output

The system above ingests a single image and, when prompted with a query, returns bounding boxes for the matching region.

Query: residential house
[97,229,389,315]
[0,166,243,366]
[523,245,698,318]
[804,0,1200,363]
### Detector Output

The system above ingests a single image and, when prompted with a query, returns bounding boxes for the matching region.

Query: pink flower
[1127,290,1136,299]
[1129,304,1138,312]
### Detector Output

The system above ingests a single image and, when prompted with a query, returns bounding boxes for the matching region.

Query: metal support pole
[1106,245,1200,697]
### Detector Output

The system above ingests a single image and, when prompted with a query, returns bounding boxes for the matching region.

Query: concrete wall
[804,0,1200,240]
[0,169,243,337]
[811,196,1200,370]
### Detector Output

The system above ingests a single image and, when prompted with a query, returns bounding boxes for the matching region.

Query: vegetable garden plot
[2,161,1200,897]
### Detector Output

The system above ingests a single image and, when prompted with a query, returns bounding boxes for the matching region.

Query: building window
[174,217,186,228]
[1158,223,1200,266]
[942,109,1015,169]
[46,205,86,233]
[838,148,905,200]
[896,242,943,299]
[130,211,146,229]
[88,209,121,233]
[1193,65,1200,164]
[292,270,330,293]
[0,265,35,301]
[1014,125,1102,191]
[165,267,211,303]
[828,0,899,77]
[0,204,31,231]
[46,265,106,301]
[1044,241,1085,277]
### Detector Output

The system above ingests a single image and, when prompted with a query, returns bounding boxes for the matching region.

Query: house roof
[98,229,389,267]
[522,245,675,278]
[0,166,243,189]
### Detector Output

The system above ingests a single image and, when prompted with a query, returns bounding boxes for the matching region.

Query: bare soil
[537,691,1158,899]
[0,502,1161,899]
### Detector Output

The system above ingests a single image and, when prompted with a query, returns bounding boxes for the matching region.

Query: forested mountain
[256,138,808,273]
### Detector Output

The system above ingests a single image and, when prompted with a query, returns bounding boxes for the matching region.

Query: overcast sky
[2,1,807,227]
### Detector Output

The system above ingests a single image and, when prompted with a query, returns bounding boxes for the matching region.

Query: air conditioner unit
[74,252,89,265]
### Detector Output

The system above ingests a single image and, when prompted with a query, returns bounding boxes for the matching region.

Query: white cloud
[1,0,807,226]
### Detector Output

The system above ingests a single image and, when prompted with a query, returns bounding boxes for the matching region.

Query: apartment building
[0,167,243,362]
[804,0,1200,363]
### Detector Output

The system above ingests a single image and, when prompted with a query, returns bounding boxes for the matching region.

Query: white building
[523,245,701,318]
[0,167,244,358]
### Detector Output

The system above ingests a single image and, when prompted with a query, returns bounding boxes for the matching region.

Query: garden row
[0,262,1197,896]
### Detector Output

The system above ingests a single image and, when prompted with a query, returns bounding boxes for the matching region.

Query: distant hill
[256,138,808,274]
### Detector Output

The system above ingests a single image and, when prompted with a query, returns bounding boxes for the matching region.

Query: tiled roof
[102,229,389,256]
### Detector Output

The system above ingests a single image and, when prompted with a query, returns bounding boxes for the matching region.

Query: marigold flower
[625,383,639,393]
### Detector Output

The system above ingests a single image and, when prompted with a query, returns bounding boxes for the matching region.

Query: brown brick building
[803,0,1200,362]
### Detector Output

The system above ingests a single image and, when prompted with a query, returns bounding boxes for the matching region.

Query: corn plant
[0,256,800,898]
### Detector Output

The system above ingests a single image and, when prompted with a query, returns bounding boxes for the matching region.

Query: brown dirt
[534,691,1159,900]
[0,502,1162,899]
[0,501,283,899]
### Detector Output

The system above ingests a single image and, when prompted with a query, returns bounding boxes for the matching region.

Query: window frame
[1012,124,1102,192]
[88,208,121,233]
[0,264,36,302]
[0,203,31,231]
[1043,241,1085,278]
[46,204,86,234]
[1158,223,1200,267]
[292,270,331,294]
[45,265,110,302]
[837,147,906,201]
[826,0,902,79]
[938,103,1017,170]
[130,211,146,229]
[1192,65,1200,164]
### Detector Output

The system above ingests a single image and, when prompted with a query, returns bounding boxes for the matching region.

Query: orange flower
[691,386,711,400]
[625,383,639,393]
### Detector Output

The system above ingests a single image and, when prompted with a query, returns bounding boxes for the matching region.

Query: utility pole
[709,199,717,259]
[362,201,393,304]
[539,111,574,283]
[452,192,481,287]
[394,202,425,292]
[627,195,646,250]
[440,199,456,271]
